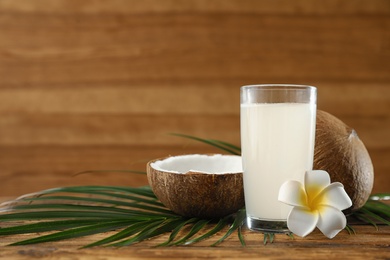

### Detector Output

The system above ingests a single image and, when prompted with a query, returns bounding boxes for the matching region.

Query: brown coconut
[147,154,244,219]
[314,110,374,212]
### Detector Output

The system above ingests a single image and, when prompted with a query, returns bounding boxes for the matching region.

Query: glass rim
[241,84,316,91]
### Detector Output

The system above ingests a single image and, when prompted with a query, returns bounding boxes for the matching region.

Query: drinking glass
[240,84,317,233]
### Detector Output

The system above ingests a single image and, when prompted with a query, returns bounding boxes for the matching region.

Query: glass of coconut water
[240,84,317,233]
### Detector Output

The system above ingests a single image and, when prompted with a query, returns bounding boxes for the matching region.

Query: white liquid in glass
[240,103,316,220]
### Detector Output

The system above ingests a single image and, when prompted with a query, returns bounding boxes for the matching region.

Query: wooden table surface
[0,221,388,260]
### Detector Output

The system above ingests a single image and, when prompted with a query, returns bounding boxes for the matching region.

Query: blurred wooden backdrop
[0,0,389,196]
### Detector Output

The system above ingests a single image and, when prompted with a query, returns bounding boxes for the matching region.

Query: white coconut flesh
[150,154,242,174]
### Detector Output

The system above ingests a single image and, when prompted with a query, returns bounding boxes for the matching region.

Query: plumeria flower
[278,170,352,238]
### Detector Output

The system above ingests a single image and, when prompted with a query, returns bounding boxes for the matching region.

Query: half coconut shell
[147,154,244,219]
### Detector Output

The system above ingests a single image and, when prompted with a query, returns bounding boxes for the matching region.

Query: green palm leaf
[0,219,104,235]
[0,185,243,247]
[10,219,136,246]
[170,133,241,155]
[85,218,186,248]
[182,217,230,245]
[156,218,198,247]
[168,219,211,246]
[108,218,187,247]
[211,208,246,246]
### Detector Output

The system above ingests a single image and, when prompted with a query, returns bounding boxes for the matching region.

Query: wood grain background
[0,0,389,196]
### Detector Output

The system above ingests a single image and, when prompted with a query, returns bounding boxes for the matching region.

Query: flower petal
[317,205,347,239]
[287,207,319,237]
[278,180,307,207]
[316,182,352,211]
[305,170,331,202]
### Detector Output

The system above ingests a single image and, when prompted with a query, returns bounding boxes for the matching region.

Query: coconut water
[240,103,316,220]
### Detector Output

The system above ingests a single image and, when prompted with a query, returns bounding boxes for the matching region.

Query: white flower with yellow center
[278,170,352,238]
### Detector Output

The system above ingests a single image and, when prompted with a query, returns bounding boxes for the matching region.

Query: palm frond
[211,208,246,246]
[11,219,136,246]
[263,233,275,244]
[181,217,229,246]
[353,193,390,227]
[156,218,198,247]
[0,185,241,247]
[170,133,241,155]
[237,223,246,246]
[345,225,356,235]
